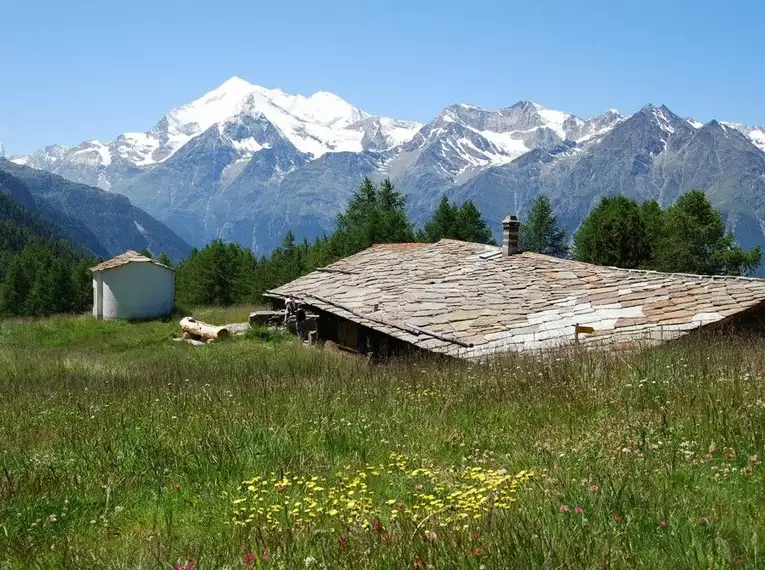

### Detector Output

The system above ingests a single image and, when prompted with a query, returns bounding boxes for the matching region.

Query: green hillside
[0,191,94,316]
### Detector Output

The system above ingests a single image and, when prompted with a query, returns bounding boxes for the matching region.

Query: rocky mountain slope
[0,167,107,257]
[10,77,765,256]
[450,105,765,252]
[0,160,192,260]
[0,183,98,264]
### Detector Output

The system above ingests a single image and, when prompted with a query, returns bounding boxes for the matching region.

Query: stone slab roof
[90,250,174,272]
[266,239,765,360]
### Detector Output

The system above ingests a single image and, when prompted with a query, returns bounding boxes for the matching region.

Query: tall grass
[1,312,764,568]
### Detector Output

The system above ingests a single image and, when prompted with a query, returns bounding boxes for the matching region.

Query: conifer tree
[334,177,414,255]
[0,240,91,317]
[0,254,30,316]
[572,190,761,275]
[454,201,496,245]
[653,190,761,275]
[175,240,258,307]
[157,252,173,267]
[573,196,650,268]
[420,197,495,244]
[420,197,458,242]
[519,196,567,257]
[377,179,416,244]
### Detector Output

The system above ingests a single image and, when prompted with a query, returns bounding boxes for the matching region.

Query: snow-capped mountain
[158,77,419,159]
[450,104,765,260]
[682,118,765,153]
[385,101,624,185]
[0,142,5,158]
[379,101,626,223]
[719,122,765,153]
[9,76,765,259]
[11,77,422,190]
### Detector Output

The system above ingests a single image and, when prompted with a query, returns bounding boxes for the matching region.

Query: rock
[249,311,283,326]
[225,322,251,335]
[172,336,206,346]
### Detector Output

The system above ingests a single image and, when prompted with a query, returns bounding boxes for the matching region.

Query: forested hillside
[0,159,191,261]
[0,191,93,316]
[0,161,196,318]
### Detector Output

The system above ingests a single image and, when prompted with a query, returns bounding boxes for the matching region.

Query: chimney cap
[502,214,519,224]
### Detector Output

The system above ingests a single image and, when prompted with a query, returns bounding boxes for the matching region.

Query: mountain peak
[155,78,382,160]
[639,103,662,113]
[11,77,421,183]
[215,75,256,92]
[635,104,687,135]
[309,90,345,101]
[505,100,539,111]
[699,120,745,139]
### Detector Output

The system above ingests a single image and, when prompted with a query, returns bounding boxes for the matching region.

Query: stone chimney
[502,215,520,256]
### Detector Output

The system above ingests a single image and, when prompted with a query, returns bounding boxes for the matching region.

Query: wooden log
[179,317,231,341]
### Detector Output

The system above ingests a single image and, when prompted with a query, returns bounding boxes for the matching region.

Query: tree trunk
[179,317,231,341]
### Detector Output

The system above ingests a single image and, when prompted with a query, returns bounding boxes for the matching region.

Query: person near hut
[295,306,307,341]
[284,294,298,325]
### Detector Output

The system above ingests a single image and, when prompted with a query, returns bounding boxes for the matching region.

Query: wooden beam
[316,267,357,275]
[304,294,474,348]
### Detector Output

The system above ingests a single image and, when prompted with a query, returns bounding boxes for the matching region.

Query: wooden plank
[316,267,358,275]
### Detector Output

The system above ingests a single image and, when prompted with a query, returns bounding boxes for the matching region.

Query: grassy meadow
[1,308,765,569]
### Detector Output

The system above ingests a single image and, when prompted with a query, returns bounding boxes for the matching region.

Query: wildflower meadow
[1,308,765,569]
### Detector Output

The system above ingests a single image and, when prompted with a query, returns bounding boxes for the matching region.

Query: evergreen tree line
[571,191,761,274]
[0,193,93,317]
[3,175,760,315]
[175,178,496,307]
[175,179,761,309]
[520,191,761,274]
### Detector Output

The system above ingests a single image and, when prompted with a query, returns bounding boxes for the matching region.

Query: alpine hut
[91,250,175,320]
[265,216,765,361]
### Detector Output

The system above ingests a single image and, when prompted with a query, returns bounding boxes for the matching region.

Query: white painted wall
[93,262,174,320]
[93,272,103,318]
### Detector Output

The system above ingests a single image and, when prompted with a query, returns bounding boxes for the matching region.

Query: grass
[1,309,765,569]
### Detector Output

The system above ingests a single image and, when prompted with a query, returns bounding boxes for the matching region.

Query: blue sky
[2,0,763,155]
